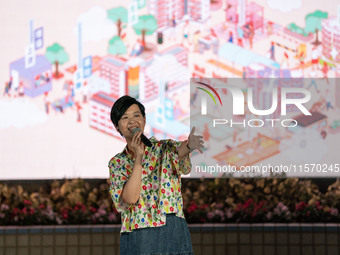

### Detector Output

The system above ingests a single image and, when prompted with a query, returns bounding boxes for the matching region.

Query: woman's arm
[121,154,143,204]
[121,130,145,204]
[178,141,191,161]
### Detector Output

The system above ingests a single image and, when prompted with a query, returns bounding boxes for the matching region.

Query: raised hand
[187,127,204,153]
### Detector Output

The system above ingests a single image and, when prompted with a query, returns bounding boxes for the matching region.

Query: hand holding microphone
[132,128,152,147]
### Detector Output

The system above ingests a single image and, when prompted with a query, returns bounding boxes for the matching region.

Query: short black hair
[110,95,146,128]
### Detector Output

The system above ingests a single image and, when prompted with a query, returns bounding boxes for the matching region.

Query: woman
[109,95,204,255]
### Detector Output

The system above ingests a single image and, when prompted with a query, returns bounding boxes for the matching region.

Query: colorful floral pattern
[108,137,191,233]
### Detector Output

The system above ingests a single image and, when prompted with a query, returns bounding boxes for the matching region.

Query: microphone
[132,128,152,147]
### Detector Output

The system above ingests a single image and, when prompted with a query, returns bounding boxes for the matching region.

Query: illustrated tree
[286,23,308,37]
[133,15,158,49]
[107,7,128,38]
[45,43,69,78]
[304,10,328,45]
[108,36,127,55]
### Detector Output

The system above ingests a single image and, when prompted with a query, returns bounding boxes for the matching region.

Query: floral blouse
[109,137,191,233]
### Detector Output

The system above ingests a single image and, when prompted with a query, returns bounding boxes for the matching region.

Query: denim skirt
[120,214,193,255]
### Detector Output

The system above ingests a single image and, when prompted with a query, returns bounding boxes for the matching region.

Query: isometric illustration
[0,0,339,179]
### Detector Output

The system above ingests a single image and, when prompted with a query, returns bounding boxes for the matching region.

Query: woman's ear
[115,125,123,137]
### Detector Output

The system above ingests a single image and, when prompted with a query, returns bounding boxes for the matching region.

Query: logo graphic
[196,82,222,115]
[196,81,311,117]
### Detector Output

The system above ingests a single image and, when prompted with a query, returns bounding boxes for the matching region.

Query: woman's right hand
[130,130,145,159]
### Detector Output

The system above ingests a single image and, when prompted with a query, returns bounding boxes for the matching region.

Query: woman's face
[117,104,145,139]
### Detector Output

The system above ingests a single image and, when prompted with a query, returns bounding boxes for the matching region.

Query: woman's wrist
[185,140,192,152]
[135,154,143,164]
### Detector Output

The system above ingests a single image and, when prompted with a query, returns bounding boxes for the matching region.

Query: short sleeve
[163,140,192,175]
[108,157,132,213]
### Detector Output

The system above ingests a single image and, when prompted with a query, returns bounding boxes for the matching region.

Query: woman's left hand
[187,127,204,153]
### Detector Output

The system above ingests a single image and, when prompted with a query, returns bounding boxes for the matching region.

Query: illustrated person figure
[82,81,88,104]
[242,67,247,79]
[108,96,204,255]
[168,14,177,41]
[43,92,50,114]
[182,20,190,47]
[299,51,305,67]
[54,100,64,113]
[64,84,70,105]
[228,31,233,43]
[45,71,50,82]
[69,81,75,98]
[311,46,319,70]
[248,23,254,49]
[75,101,82,122]
[193,30,201,52]
[267,21,273,35]
[325,89,334,111]
[18,81,25,100]
[3,81,10,97]
[307,70,319,93]
[233,129,238,145]
[237,26,244,47]
[256,132,262,151]
[8,76,13,91]
[3,77,13,97]
[269,41,275,61]
[297,51,306,76]
[130,39,144,57]
[322,62,329,84]
[281,52,289,68]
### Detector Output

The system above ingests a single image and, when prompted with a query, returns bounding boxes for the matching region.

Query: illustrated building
[321,17,340,62]
[148,0,210,29]
[9,55,52,97]
[187,0,210,22]
[99,44,188,101]
[160,45,189,90]
[148,0,185,28]
[98,56,158,101]
[161,45,188,66]
[89,92,121,138]
[225,0,264,32]
[99,56,126,99]
[142,58,159,100]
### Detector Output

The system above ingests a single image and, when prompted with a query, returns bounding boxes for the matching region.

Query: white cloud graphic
[267,0,302,13]
[74,6,116,42]
[0,99,47,129]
